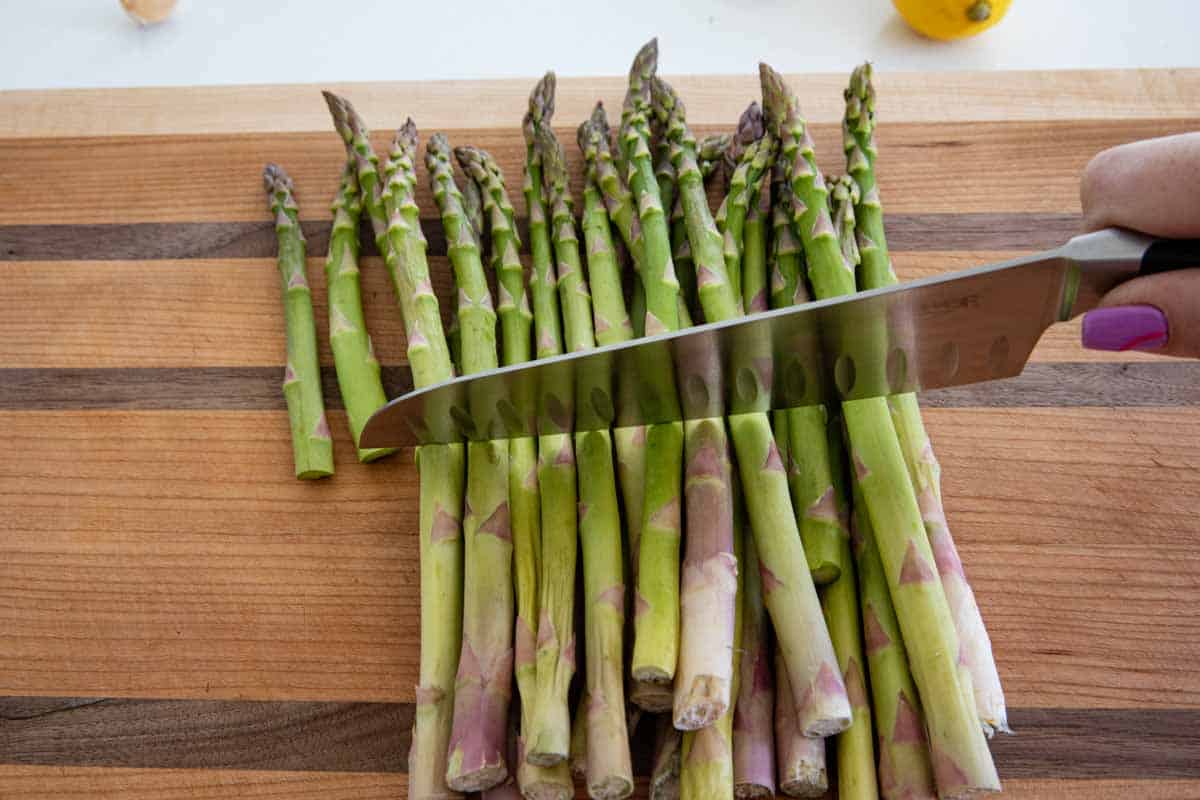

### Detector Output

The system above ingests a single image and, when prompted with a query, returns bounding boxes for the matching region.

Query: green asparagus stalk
[585,98,648,708]
[536,113,635,798]
[698,132,733,184]
[520,77,578,773]
[740,150,771,315]
[781,175,852,589]
[322,161,395,462]
[323,96,455,389]
[425,132,512,794]
[621,39,679,334]
[820,178,879,800]
[621,41,685,710]
[773,649,828,798]
[263,164,334,479]
[525,74,566,361]
[761,62,1000,797]
[522,154,578,775]
[845,62,1009,737]
[662,75,849,739]
[651,715,683,800]
[324,97,464,800]
[853,471,937,800]
[769,161,809,310]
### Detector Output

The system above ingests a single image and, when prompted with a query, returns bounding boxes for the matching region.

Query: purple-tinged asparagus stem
[427,131,512,794]
[733,533,775,800]
[773,649,827,798]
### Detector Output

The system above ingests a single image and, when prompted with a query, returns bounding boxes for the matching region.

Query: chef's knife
[359,228,1198,448]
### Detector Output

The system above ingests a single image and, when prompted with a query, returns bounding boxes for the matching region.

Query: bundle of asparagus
[260,42,1012,800]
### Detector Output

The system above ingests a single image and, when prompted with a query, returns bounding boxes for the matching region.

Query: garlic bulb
[121,0,178,25]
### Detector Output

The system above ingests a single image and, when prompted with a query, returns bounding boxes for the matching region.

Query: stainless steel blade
[360,229,1153,447]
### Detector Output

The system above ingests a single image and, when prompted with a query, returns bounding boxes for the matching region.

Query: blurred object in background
[893,0,1011,40]
[121,0,178,25]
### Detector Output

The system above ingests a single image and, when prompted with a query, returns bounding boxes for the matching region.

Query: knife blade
[359,228,1196,447]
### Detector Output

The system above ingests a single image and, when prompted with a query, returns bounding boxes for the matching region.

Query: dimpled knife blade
[359,229,1157,447]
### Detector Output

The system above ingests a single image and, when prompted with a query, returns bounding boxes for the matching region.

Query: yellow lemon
[893,0,1012,41]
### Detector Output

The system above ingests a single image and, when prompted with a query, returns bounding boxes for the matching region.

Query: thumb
[1081,268,1200,359]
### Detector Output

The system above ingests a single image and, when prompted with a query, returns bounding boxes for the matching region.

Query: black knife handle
[1141,239,1200,275]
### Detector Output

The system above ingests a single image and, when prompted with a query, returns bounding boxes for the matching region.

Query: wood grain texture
[1,120,1195,226]
[0,213,1086,261]
[2,698,1198,781]
[2,69,1197,138]
[2,69,1198,797]
[3,363,1199,411]
[0,252,1158,371]
[1,409,1197,709]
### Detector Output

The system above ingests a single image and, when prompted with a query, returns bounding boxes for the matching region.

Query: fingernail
[1081,304,1169,351]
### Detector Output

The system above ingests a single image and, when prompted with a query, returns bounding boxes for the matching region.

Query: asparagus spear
[732,532,775,800]
[853,471,937,800]
[622,40,685,711]
[713,103,768,306]
[659,74,849,739]
[525,74,566,362]
[579,109,658,721]
[821,178,879,800]
[322,161,395,462]
[773,649,828,798]
[740,164,770,315]
[845,62,1009,737]
[323,98,465,800]
[679,493,745,800]
[761,62,999,798]
[425,132,513,794]
[263,164,334,479]
[649,74,741,732]
[520,96,578,772]
[541,117,633,798]
[699,132,734,184]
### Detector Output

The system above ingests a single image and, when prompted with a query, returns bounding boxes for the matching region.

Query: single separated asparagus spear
[520,79,581,790]
[622,39,685,711]
[520,105,580,773]
[322,161,395,462]
[844,62,1009,737]
[821,178,879,800]
[656,74,849,738]
[538,120,634,797]
[761,62,999,798]
[649,74,740,732]
[324,98,464,800]
[426,132,513,794]
[263,164,334,479]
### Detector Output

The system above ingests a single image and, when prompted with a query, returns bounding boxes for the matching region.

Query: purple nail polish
[1081,304,1169,352]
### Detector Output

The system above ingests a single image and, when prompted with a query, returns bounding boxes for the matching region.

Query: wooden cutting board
[2,68,1199,799]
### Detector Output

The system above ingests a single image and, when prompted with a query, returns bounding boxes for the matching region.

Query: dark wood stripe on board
[2,362,1197,412]
[1,697,1197,780]
[0,213,1083,261]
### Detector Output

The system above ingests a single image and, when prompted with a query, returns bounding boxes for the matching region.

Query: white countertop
[4,0,1198,91]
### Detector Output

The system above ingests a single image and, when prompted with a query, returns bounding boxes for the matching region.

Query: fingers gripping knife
[360,228,1200,448]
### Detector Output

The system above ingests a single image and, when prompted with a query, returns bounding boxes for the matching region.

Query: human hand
[1079,132,1200,358]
